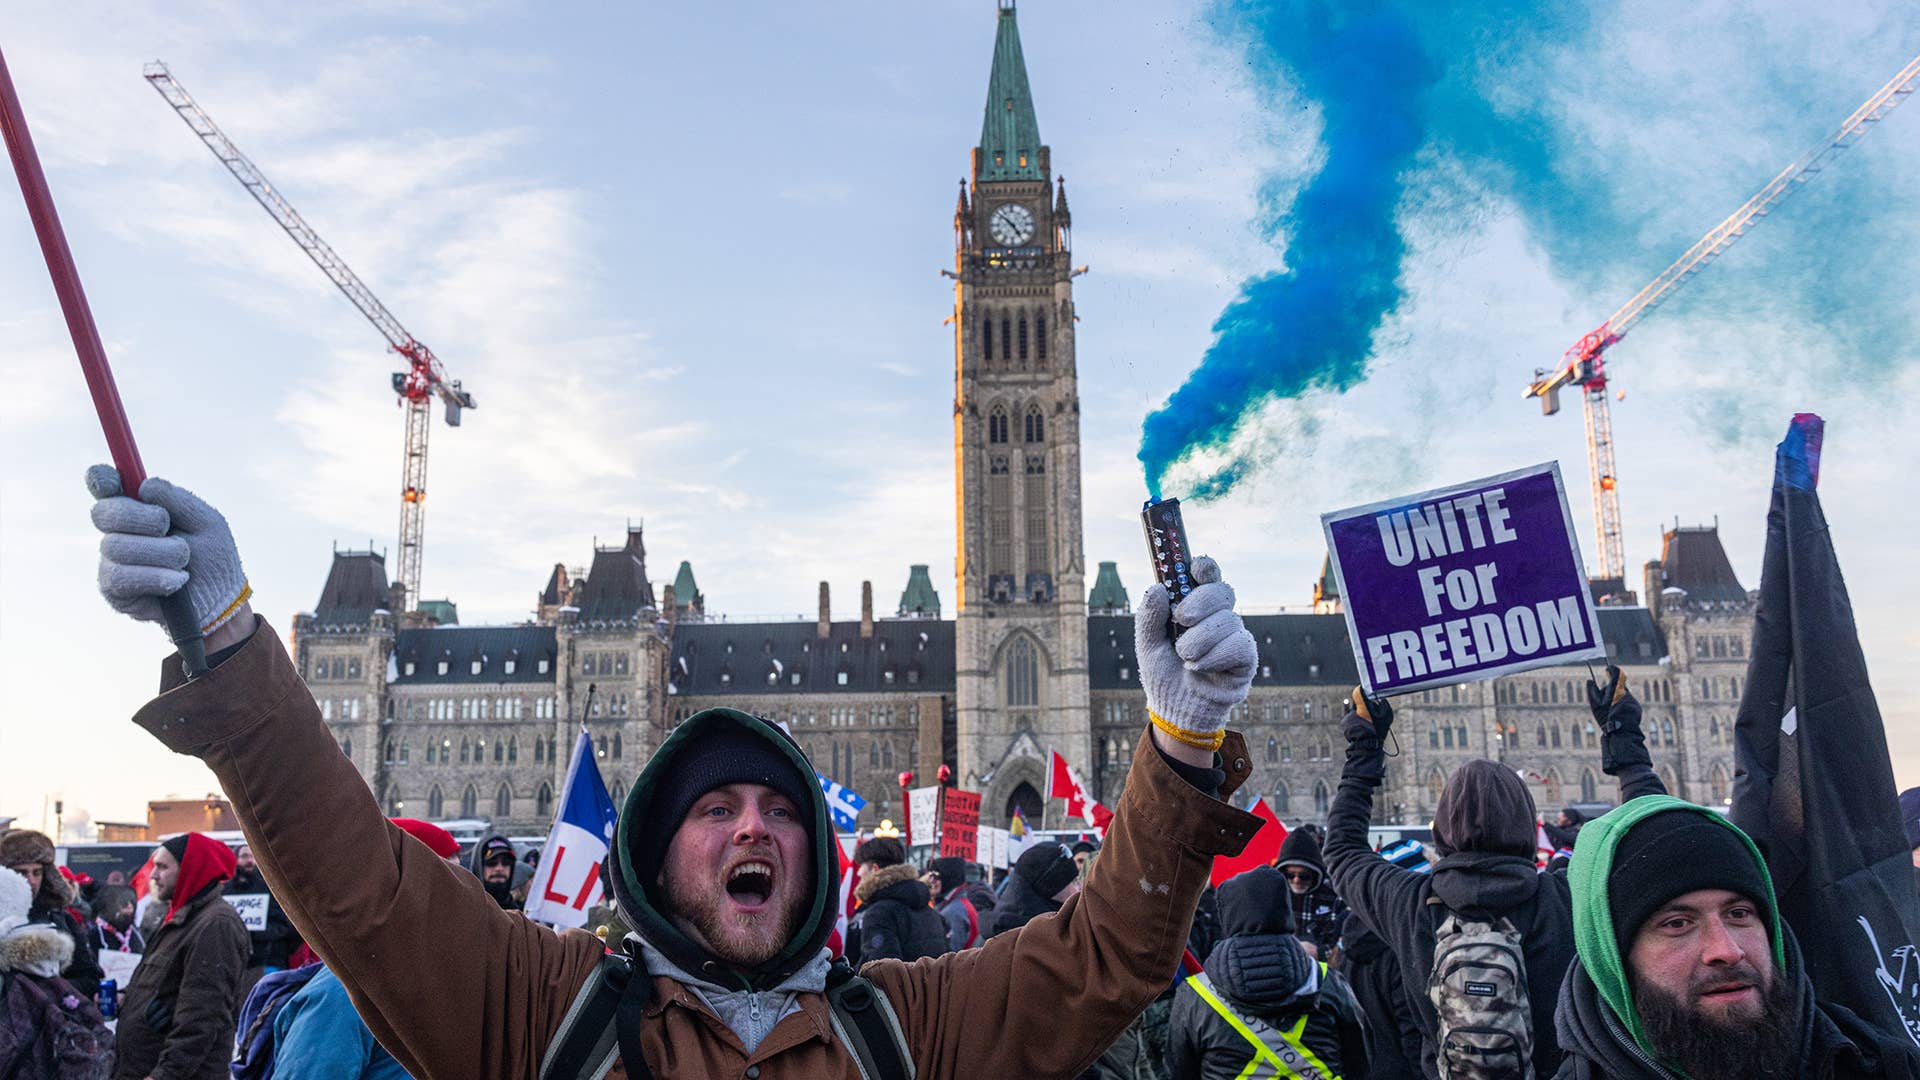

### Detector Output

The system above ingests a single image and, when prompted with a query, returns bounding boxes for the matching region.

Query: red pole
[0,46,145,490]
[1,44,205,673]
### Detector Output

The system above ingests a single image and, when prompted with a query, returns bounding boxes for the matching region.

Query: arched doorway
[1005,781,1043,829]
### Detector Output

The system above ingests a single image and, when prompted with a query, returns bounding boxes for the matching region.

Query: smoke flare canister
[1141,497,1194,640]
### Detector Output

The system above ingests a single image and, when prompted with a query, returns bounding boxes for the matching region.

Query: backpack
[0,968,116,1080]
[1425,897,1533,1079]
[541,952,913,1080]
[229,963,325,1080]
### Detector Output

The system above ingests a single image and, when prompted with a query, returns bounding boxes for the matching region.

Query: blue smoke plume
[1139,2,1441,500]
[1142,0,1916,499]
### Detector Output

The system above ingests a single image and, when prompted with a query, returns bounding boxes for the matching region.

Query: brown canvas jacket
[133,620,1259,1079]
[114,883,249,1080]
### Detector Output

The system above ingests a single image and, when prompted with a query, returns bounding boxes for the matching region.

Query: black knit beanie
[1607,809,1774,958]
[161,834,191,862]
[1015,842,1079,900]
[638,725,816,880]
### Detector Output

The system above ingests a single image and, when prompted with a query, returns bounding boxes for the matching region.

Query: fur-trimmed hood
[0,923,74,977]
[855,862,925,906]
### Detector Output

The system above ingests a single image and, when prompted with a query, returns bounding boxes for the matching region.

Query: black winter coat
[1169,934,1370,1079]
[847,864,948,967]
[982,870,1061,940]
[1553,924,1917,1079]
[1340,920,1423,1078]
[226,867,300,971]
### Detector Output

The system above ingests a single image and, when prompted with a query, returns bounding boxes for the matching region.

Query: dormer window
[504,659,516,675]
[538,658,550,674]
[471,660,483,675]
[404,661,416,677]
[791,672,802,686]
[436,661,449,676]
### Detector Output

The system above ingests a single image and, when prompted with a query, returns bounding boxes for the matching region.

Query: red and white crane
[144,61,474,613]
[1527,52,1920,584]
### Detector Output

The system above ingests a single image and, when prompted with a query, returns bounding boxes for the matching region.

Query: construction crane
[144,61,474,613]
[1527,52,1920,585]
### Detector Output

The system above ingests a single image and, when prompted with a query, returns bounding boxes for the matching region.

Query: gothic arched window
[427,785,443,818]
[495,783,512,818]
[1035,311,1047,363]
[1017,314,1029,362]
[613,732,623,759]
[1580,768,1599,803]
[988,406,1009,445]
[1544,769,1562,805]
[1427,767,1446,805]
[460,737,470,764]
[493,739,504,763]
[983,312,994,362]
[1266,736,1278,764]
[1660,718,1675,746]
[1006,638,1040,707]
[460,784,478,818]
[537,783,553,818]
[1001,315,1012,361]
[507,736,518,763]
[1272,782,1290,814]
[1313,781,1330,817]
[1024,406,1045,444]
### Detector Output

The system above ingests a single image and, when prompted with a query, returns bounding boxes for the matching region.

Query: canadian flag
[1049,750,1114,837]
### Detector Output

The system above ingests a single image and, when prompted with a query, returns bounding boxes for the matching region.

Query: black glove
[1587,665,1649,775]
[1340,687,1394,744]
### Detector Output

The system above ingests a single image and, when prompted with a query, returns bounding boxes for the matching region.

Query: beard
[1633,963,1800,1080]
[663,865,809,968]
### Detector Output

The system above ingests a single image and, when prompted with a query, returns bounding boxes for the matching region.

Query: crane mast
[144,62,475,612]
[1526,51,1920,585]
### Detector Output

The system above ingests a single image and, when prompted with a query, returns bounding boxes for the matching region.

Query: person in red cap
[116,832,249,1080]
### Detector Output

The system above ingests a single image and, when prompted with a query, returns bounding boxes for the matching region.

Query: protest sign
[1322,462,1605,696]
[940,789,982,860]
[907,786,940,848]
[224,893,269,932]
[985,826,1010,869]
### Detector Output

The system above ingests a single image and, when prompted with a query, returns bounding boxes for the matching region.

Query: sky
[2,2,1916,836]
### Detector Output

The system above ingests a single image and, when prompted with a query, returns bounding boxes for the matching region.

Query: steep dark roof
[669,619,956,697]
[539,564,568,607]
[575,530,656,622]
[1655,526,1748,604]
[1597,607,1667,663]
[671,561,702,610]
[314,550,390,624]
[392,625,558,685]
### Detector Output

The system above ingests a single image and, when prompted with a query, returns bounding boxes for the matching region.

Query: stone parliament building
[294,4,1751,836]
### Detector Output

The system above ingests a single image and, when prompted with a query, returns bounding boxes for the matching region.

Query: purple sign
[1321,462,1605,696]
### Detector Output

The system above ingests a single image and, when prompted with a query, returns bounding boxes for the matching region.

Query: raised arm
[1587,665,1665,802]
[1324,690,1426,932]
[868,558,1264,1079]
[88,469,604,1078]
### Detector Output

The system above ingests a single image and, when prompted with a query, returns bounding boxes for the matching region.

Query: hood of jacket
[0,922,73,977]
[468,832,521,907]
[1433,759,1539,859]
[855,862,928,907]
[610,707,838,992]
[1428,849,1544,914]
[163,832,237,924]
[1567,795,1785,1063]
[1203,932,1318,1015]
[987,867,1062,933]
[1216,866,1296,937]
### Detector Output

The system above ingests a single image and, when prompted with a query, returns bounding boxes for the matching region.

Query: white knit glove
[87,466,251,638]
[1134,556,1257,752]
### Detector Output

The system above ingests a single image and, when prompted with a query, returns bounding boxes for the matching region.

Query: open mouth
[1697,982,1756,1003]
[726,860,775,907]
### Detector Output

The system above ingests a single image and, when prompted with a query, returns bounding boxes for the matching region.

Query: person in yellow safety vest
[1170,866,1369,1079]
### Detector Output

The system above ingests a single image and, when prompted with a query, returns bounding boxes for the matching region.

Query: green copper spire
[978,3,1044,182]
[671,560,703,613]
[898,564,942,617]
[1088,562,1129,614]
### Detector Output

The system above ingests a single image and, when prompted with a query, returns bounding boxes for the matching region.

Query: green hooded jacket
[608,707,841,992]
[1567,795,1785,1058]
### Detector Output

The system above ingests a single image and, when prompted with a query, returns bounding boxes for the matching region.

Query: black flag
[1732,413,1920,1047]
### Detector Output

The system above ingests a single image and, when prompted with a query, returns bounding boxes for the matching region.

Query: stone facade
[291,6,1747,837]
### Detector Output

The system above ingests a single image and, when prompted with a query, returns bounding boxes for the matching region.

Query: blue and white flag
[818,774,866,832]
[523,730,620,929]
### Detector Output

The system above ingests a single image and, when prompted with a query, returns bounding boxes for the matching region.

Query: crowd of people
[1,464,1915,1078]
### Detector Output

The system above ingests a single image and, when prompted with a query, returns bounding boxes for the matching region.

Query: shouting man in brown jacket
[86,467,1263,1079]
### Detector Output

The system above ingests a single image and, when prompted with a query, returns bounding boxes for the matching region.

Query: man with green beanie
[84,468,1266,1079]
[1555,796,1915,1078]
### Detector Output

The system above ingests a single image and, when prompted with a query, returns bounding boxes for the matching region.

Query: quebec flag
[818,774,866,832]
[524,730,620,929]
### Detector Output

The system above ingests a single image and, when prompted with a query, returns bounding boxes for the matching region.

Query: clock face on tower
[988,203,1035,246]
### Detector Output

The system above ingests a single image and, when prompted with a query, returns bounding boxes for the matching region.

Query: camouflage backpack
[1425,897,1533,1079]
